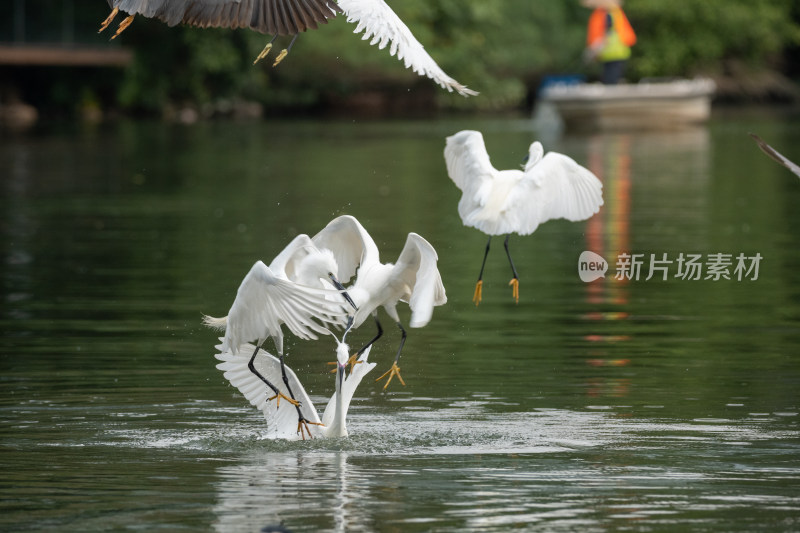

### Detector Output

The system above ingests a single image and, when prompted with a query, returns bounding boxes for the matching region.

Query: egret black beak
[337,361,346,388]
[329,273,358,311]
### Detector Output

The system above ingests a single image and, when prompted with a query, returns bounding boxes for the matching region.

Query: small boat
[538,77,716,131]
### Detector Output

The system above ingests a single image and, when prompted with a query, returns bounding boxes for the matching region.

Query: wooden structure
[0,45,132,67]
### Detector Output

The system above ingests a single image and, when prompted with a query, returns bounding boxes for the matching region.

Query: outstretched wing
[109,0,341,34]
[336,0,476,96]
[220,261,343,353]
[268,233,316,281]
[750,133,800,178]
[214,341,320,440]
[503,151,603,235]
[391,233,447,328]
[444,130,500,227]
[312,215,379,284]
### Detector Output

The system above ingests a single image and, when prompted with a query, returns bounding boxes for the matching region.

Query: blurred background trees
[1,0,798,118]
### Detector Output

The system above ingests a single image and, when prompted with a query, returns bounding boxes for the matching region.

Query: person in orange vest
[582,0,637,84]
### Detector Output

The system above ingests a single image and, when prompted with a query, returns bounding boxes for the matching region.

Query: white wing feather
[267,234,316,281]
[392,233,447,328]
[444,130,501,230]
[504,152,604,235]
[214,341,319,440]
[336,0,477,96]
[312,215,380,284]
[218,261,343,354]
[445,130,603,236]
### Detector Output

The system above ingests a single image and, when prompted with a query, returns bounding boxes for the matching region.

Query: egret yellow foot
[375,362,405,390]
[473,280,483,306]
[297,418,324,440]
[253,43,272,64]
[509,277,519,304]
[267,391,299,408]
[98,8,118,33]
[273,49,288,67]
[328,353,362,374]
[111,15,135,40]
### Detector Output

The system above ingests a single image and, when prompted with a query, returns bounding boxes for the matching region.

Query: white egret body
[444,129,604,305]
[99,0,476,95]
[203,233,353,437]
[311,215,447,388]
[215,340,376,440]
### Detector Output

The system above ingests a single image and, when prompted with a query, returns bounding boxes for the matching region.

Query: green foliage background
[3,0,800,114]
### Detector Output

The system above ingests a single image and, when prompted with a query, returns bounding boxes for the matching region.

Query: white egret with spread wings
[202,233,355,438]
[311,215,447,389]
[444,130,604,305]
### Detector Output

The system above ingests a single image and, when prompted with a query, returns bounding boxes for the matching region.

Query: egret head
[523,141,544,172]
[297,249,339,286]
[335,341,349,388]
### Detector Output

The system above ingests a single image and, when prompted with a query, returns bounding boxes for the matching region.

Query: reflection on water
[205,400,800,531]
[1,112,800,531]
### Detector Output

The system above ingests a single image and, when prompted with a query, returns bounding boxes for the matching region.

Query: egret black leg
[474,236,492,306]
[330,315,379,375]
[247,345,290,403]
[278,352,323,440]
[504,235,520,303]
[392,321,407,365]
[356,315,384,356]
[375,321,407,390]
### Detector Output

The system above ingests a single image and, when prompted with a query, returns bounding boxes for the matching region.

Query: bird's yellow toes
[327,354,362,374]
[111,14,134,40]
[272,49,288,67]
[267,392,299,408]
[509,278,519,304]
[98,7,119,33]
[253,42,273,64]
[297,419,324,440]
[473,280,483,306]
[347,353,362,373]
[375,362,405,390]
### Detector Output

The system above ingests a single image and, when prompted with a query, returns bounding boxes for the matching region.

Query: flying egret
[750,133,800,178]
[98,0,477,96]
[203,234,354,437]
[311,215,447,389]
[215,339,376,439]
[444,129,604,305]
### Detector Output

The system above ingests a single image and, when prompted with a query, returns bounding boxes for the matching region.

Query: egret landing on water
[98,0,477,95]
[311,215,447,389]
[750,133,800,179]
[444,130,604,306]
[215,340,376,440]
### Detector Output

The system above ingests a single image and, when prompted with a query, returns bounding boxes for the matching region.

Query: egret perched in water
[98,0,477,96]
[311,215,447,388]
[444,130,604,306]
[215,339,375,440]
[203,233,355,437]
[750,133,800,178]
